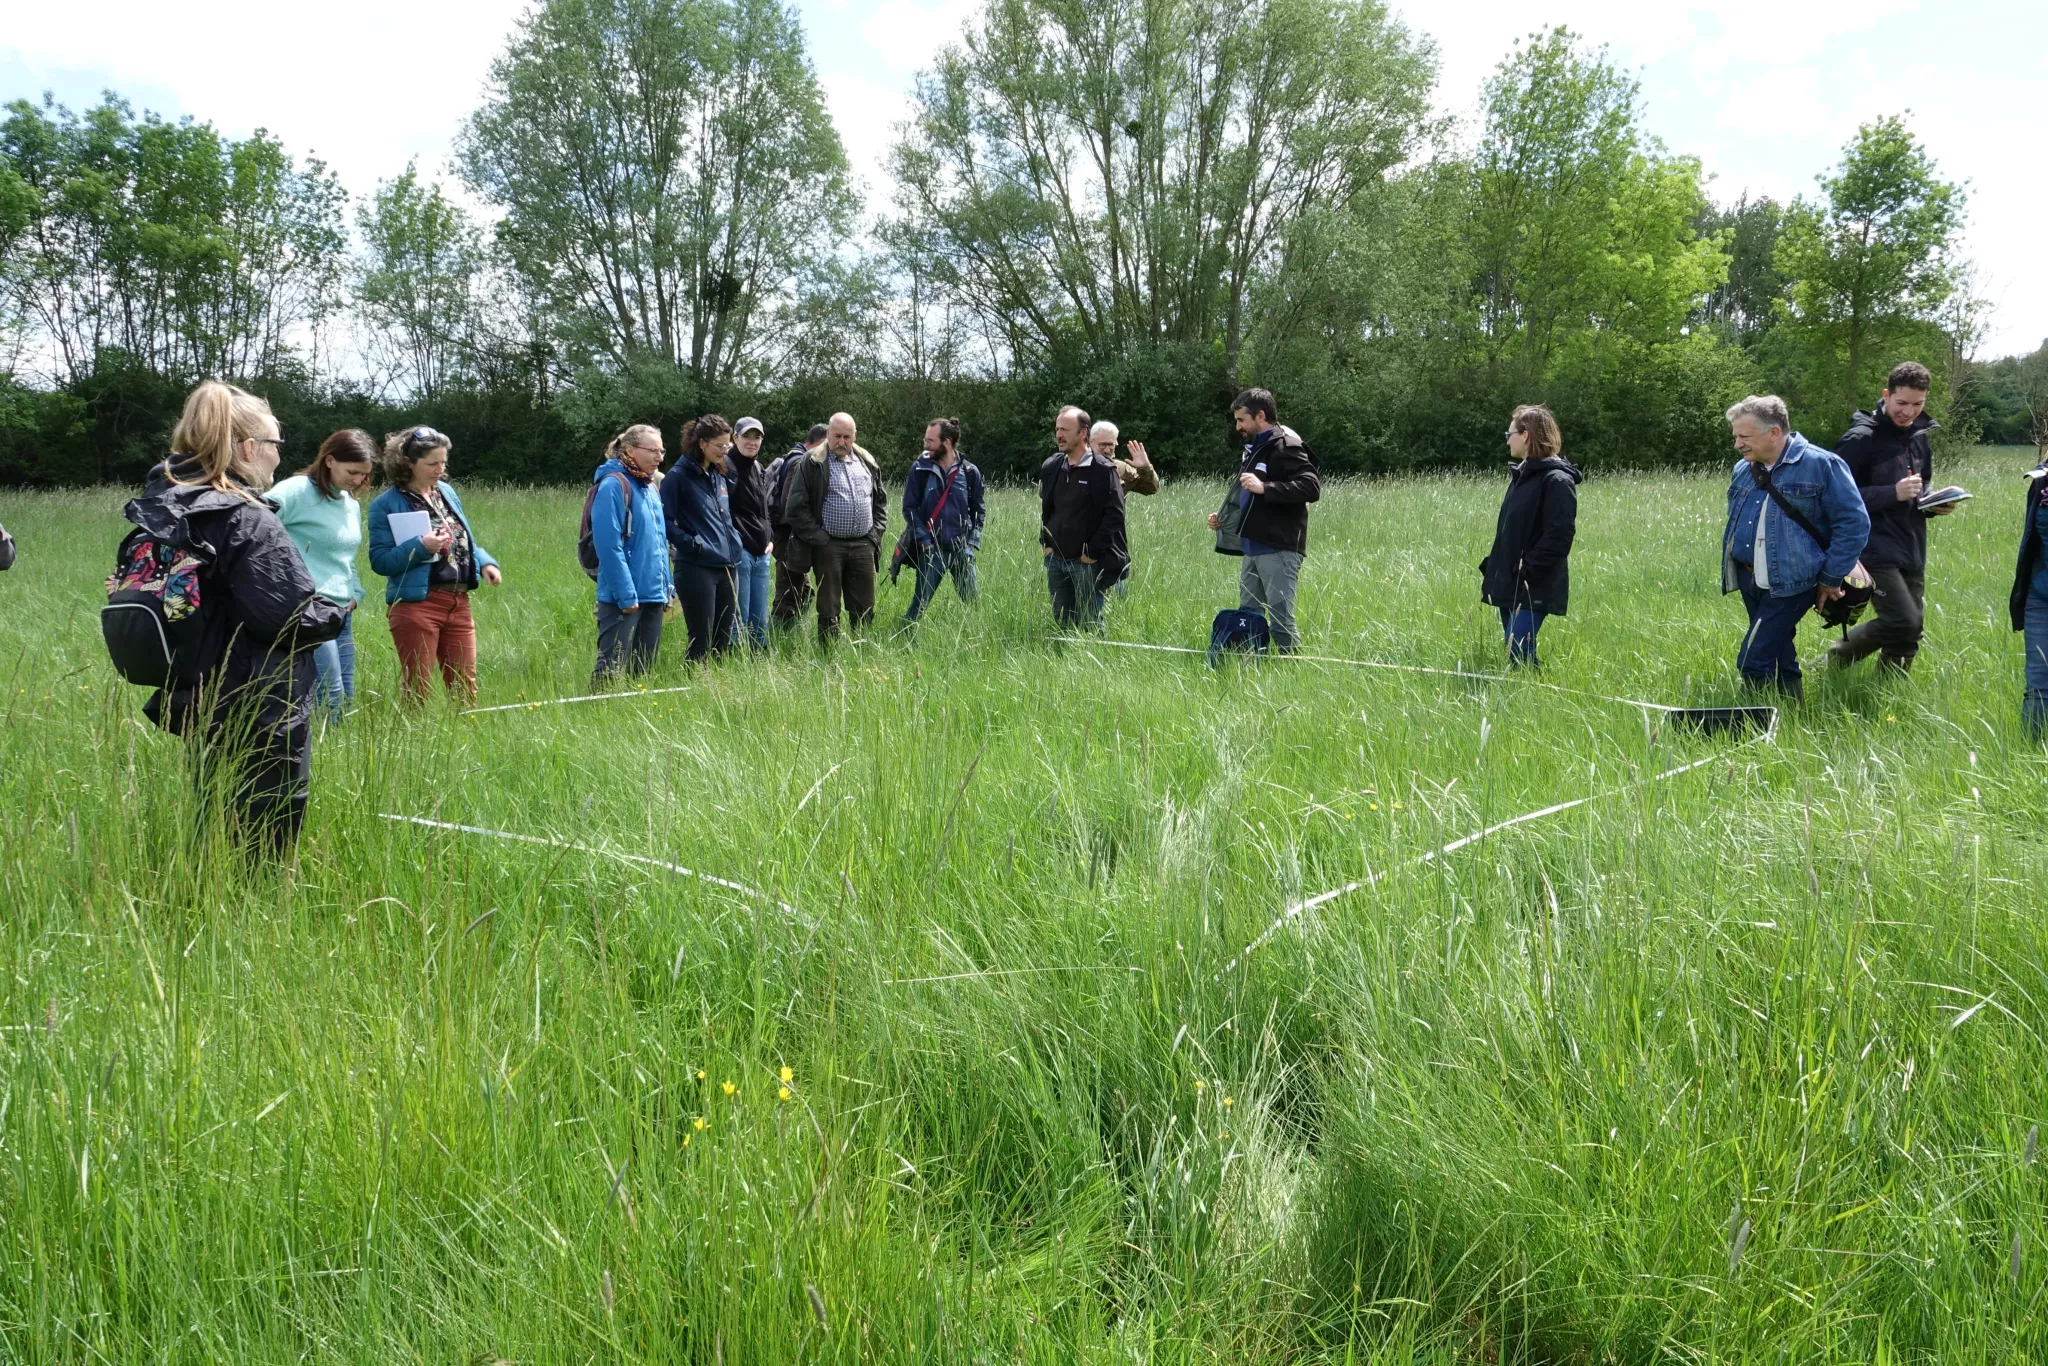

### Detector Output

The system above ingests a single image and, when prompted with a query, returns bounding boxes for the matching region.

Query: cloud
[859,0,979,72]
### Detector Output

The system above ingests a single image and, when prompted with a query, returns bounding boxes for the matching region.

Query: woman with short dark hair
[1479,405,1581,667]
[366,426,502,703]
[270,429,376,722]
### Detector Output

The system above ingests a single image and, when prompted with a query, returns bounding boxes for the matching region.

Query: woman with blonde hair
[366,426,501,703]
[270,429,375,723]
[113,379,345,854]
[586,422,672,682]
[1478,404,1581,667]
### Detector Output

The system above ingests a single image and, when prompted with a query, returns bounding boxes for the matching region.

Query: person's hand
[481,564,503,586]
[620,602,639,614]
[1042,544,1053,556]
[421,527,454,554]
[347,597,359,612]
[1126,439,1152,467]
[1080,553,1096,565]
[1895,472,1924,502]
[1207,512,1221,530]
[1816,584,1844,611]
[1239,472,1265,494]
[765,540,774,554]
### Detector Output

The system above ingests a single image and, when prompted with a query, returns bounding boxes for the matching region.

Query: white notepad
[386,510,432,544]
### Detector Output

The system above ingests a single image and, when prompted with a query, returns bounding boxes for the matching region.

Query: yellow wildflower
[777,1085,792,1101]
[779,1065,794,1084]
[721,1080,736,1096]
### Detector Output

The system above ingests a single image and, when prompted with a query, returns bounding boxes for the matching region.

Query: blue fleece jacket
[659,458,743,569]
[366,482,498,605]
[590,459,673,606]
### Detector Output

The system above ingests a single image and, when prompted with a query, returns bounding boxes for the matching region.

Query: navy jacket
[903,453,985,551]
[660,458,743,569]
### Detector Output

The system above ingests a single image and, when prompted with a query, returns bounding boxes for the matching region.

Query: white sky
[4,0,2042,356]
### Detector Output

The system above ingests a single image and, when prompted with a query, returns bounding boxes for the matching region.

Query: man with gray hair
[786,411,887,644]
[1720,394,1870,699]
[1089,420,1160,496]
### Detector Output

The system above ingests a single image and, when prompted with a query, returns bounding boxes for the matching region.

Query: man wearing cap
[724,417,775,648]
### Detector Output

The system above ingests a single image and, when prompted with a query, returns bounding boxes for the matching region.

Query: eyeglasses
[252,436,285,450]
[402,426,448,457]
[628,442,665,456]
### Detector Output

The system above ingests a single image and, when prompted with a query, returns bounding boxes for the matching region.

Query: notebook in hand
[1916,485,1971,511]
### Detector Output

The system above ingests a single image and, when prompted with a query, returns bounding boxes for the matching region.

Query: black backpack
[576,470,635,580]
[103,527,212,688]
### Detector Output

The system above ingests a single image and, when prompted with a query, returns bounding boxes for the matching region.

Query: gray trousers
[1047,555,1104,629]
[595,600,665,681]
[1241,550,1303,651]
[1832,565,1925,670]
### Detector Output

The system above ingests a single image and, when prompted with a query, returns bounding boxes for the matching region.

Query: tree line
[0,0,2004,488]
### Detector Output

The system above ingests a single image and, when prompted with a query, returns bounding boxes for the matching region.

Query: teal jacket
[366,482,498,604]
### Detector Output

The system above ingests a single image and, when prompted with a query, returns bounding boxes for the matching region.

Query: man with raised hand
[786,411,887,645]
[1828,360,1954,674]
[1040,404,1126,630]
[1090,420,1159,496]
[1206,388,1319,653]
[1720,394,1870,700]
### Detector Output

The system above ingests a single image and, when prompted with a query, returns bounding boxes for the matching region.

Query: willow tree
[459,0,851,383]
[889,0,1435,378]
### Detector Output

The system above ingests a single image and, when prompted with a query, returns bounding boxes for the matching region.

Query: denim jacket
[1721,434,1870,599]
[366,482,498,605]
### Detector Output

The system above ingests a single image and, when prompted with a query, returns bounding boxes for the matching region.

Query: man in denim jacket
[1720,395,1871,700]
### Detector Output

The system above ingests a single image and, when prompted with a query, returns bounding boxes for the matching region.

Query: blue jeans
[905,541,978,621]
[1047,555,1104,630]
[1735,565,1812,698]
[311,608,354,722]
[1501,607,1545,667]
[734,548,771,648]
[2024,593,2048,737]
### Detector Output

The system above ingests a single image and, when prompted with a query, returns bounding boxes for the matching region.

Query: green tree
[458,0,852,383]
[356,163,488,400]
[1466,29,1726,390]
[1773,115,1964,435]
[1694,193,1787,348]
[0,95,344,384]
[890,0,1436,379]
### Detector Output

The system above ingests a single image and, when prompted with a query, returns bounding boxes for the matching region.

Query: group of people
[68,360,2048,858]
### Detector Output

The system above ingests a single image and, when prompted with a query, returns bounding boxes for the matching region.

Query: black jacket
[724,449,773,556]
[786,444,887,555]
[1230,425,1320,556]
[1479,455,1582,616]
[2010,473,2048,631]
[1835,407,1936,570]
[0,523,13,571]
[127,459,346,736]
[1039,450,1128,585]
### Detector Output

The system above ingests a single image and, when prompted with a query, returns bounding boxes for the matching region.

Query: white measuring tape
[1064,637,1683,715]
[378,813,808,923]
[460,685,694,716]
[1213,715,1777,978]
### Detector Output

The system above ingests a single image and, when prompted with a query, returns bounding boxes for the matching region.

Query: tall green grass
[1,452,2043,1362]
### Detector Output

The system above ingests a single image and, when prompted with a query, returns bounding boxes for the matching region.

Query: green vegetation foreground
[2,456,2044,1361]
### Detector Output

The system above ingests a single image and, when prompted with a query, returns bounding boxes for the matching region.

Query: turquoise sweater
[269,474,365,606]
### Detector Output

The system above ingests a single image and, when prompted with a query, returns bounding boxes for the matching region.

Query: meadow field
[1,450,2045,1363]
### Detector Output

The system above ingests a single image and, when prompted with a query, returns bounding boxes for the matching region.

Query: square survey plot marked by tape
[390,637,1775,982]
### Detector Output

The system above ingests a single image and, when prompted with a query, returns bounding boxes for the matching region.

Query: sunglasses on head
[403,426,448,457]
